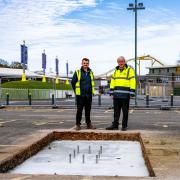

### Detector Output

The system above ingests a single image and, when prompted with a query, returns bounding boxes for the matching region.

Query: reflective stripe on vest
[75,70,95,95]
[114,90,135,95]
[75,70,81,95]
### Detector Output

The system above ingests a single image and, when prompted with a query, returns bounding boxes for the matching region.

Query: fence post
[146,93,149,107]
[6,93,9,105]
[98,94,101,106]
[52,93,54,105]
[171,94,173,107]
[28,93,32,105]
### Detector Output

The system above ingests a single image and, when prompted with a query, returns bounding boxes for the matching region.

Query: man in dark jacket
[71,58,96,131]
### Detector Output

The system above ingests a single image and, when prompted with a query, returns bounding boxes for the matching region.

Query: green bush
[174,87,180,96]
[1,80,72,90]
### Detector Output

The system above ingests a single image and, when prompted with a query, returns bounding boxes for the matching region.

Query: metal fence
[0,88,180,107]
[137,82,172,97]
[0,88,75,100]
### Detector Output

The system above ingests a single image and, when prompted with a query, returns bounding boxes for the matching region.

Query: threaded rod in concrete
[100,146,102,154]
[69,154,71,163]
[96,155,98,164]
[88,145,91,154]
[73,149,76,158]
[82,154,85,164]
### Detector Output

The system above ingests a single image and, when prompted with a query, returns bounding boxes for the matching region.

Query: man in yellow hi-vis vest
[71,58,96,131]
[106,56,136,131]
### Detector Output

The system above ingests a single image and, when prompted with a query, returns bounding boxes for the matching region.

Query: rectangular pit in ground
[0,131,155,177]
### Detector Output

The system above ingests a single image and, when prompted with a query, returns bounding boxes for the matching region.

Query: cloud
[0,0,99,60]
[0,0,180,76]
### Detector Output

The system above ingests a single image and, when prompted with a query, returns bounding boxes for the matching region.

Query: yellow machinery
[97,54,164,79]
[127,55,164,76]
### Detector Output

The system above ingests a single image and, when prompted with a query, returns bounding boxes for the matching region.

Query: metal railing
[0,88,74,100]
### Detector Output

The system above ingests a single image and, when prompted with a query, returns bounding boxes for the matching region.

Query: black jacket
[71,67,92,97]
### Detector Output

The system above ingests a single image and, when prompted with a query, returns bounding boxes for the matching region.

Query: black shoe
[106,125,118,130]
[121,127,128,131]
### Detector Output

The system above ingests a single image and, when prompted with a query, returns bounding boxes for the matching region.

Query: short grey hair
[117,56,126,62]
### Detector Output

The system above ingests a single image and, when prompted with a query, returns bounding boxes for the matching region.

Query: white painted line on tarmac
[33,109,65,113]
[154,111,162,114]
[0,119,20,124]
[32,121,64,126]
[56,109,65,112]
[93,115,112,118]
[9,176,31,180]
[175,111,180,114]
[65,119,75,122]
[32,122,48,126]
[104,109,113,113]
[20,114,74,117]
[129,109,134,114]
[69,125,76,130]
[48,121,64,124]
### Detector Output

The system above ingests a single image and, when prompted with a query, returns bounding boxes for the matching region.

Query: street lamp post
[127,0,145,106]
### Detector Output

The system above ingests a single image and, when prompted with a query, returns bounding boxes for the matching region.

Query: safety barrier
[1,88,74,100]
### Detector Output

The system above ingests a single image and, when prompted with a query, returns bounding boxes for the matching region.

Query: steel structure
[96,55,164,79]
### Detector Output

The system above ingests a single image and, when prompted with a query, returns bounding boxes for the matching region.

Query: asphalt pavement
[0,107,180,146]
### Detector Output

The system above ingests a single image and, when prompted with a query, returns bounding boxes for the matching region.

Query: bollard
[146,94,149,107]
[28,93,32,105]
[171,94,173,107]
[6,93,9,105]
[98,94,101,106]
[52,93,54,105]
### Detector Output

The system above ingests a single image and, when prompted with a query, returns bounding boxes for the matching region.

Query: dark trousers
[113,98,130,128]
[76,96,92,125]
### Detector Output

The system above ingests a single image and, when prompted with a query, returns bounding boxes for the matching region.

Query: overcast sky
[0,0,180,75]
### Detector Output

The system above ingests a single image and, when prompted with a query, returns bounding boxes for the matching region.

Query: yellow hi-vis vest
[110,67,136,97]
[75,70,95,95]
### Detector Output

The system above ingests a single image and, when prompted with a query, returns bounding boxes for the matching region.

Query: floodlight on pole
[127,0,145,106]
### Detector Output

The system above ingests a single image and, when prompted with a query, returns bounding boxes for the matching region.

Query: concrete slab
[10,140,149,177]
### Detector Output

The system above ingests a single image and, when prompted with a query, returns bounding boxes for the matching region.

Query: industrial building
[141,65,180,96]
